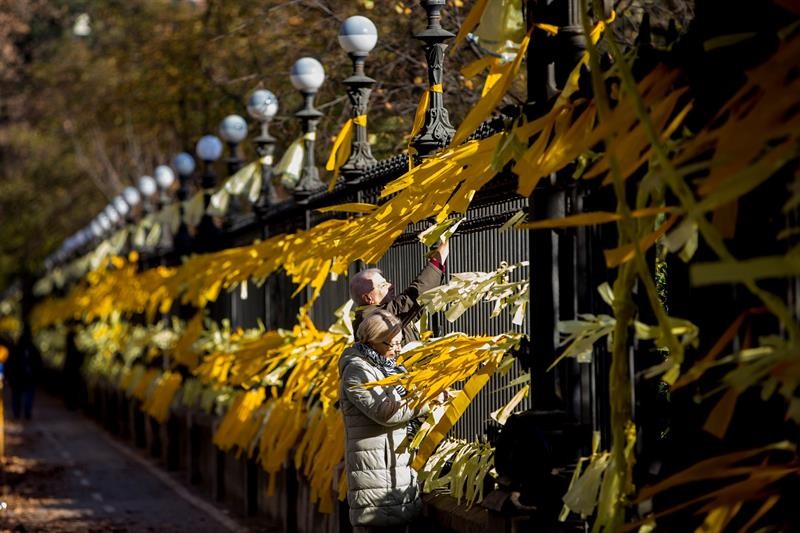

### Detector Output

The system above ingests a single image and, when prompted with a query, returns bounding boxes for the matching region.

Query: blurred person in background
[5,325,41,420]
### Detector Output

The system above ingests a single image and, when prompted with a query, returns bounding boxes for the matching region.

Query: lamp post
[155,165,176,207]
[219,114,248,217]
[290,57,326,201]
[90,219,104,242]
[219,114,248,176]
[112,195,130,224]
[97,212,112,235]
[195,135,224,250]
[410,0,456,157]
[172,152,196,255]
[104,204,123,256]
[62,236,75,262]
[114,193,135,254]
[173,152,196,202]
[123,186,142,220]
[338,15,378,183]
[247,89,278,211]
[74,229,91,256]
[152,165,176,253]
[104,204,120,227]
[138,175,157,213]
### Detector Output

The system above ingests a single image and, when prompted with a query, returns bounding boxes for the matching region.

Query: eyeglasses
[378,340,402,350]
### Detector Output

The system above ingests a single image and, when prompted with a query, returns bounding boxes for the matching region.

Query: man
[6,326,41,420]
[350,239,449,344]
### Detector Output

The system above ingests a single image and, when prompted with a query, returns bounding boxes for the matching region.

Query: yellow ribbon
[589,10,616,46]
[450,0,489,56]
[560,10,617,105]
[325,115,367,191]
[274,133,312,189]
[407,84,444,169]
[534,22,560,36]
[451,30,532,147]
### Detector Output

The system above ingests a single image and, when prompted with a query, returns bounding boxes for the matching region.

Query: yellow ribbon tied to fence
[275,132,314,190]
[450,0,489,55]
[451,29,534,147]
[560,10,616,103]
[183,190,207,227]
[326,115,367,191]
[407,84,443,168]
[208,159,263,216]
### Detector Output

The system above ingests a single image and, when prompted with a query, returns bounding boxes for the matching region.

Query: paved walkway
[1,391,251,532]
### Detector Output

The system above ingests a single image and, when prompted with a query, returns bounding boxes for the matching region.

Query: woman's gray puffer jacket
[338,346,427,527]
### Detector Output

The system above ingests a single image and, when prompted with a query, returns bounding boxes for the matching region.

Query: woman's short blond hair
[356,309,402,344]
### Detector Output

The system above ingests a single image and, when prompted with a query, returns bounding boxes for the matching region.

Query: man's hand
[435,238,449,264]
[433,389,455,405]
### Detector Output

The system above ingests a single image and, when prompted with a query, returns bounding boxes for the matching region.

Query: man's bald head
[349,268,393,305]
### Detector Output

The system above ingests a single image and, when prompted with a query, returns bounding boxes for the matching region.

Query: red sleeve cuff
[429,257,445,272]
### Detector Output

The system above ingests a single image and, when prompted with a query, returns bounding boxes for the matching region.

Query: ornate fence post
[219,115,247,218]
[291,57,326,202]
[195,135,223,250]
[220,114,247,176]
[172,152,195,256]
[339,16,379,183]
[410,0,456,157]
[248,90,278,212]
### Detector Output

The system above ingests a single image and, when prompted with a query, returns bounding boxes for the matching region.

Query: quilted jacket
[338,346,428,527]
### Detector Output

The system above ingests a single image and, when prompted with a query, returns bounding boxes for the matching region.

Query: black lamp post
[108,196,132,254]
[247,89,279,212]
[138,175,157,214]
[152,165,176,252]
[112,194,131,226]
[411,0,456,157]
[219,114,248,218]
[219,114,247,176]
[195,135,223,250]
[122,187,142,252]
[172,152,195,255]
[123,186,142,221]
[290,57,326,201]
[97,212,112,241]
[338,15,378,183]
[90,219,104,244]
[154,165,176,210]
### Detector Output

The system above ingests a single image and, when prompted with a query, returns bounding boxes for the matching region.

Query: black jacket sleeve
[383,261,444,328]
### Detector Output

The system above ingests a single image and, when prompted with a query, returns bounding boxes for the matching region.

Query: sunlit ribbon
[274,132,315,189]
[407,84,443,169]
[560,10,617,104]
[450,0,489,55]
[182,190,207,227]
[207,158,266,216]
[450,30,531,147]
[326,114,367,191]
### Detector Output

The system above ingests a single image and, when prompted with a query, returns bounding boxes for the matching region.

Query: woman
[5,327,41,420]
[338,309,433,532]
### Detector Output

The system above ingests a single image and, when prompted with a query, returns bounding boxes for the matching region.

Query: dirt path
[0,392,248,532]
